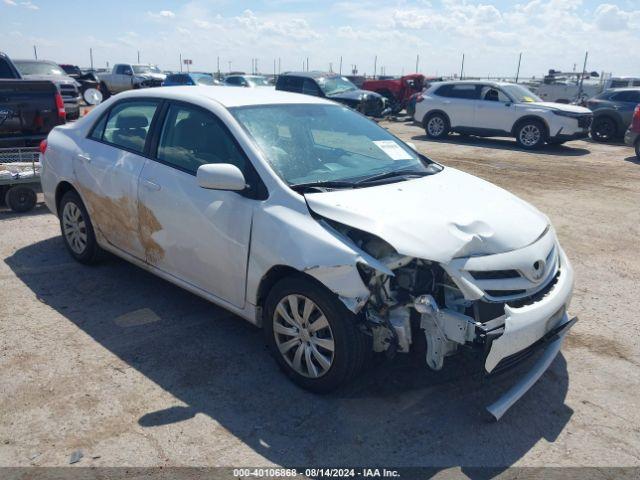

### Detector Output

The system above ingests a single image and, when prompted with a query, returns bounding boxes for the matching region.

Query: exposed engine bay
[324,217,569,376]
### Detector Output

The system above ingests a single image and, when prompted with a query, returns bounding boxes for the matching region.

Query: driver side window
[157,104,246,175]
[482,87,510,103]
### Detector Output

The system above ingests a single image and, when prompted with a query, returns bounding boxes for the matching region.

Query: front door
[137,102,255,308]
[475,86,516,133]
[74,99,160,258]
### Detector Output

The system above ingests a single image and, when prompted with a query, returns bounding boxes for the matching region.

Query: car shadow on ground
[0,201,50,219]
[410,134,591,157]
[624,155,640,165]
[5,236,574,472]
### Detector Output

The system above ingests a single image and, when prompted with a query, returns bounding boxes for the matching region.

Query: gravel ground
[0,123,639,470]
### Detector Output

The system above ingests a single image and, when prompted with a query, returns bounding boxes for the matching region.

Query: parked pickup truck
[362,74,429,114]
[0,52,66,147]
[98,64,166,98]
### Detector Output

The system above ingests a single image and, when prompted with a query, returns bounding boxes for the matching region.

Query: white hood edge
[305,167,549,264]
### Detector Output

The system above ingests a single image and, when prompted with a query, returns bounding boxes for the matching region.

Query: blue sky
[2,0,639,77]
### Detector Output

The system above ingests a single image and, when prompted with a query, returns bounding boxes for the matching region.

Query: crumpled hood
[523,102,591,114]
[305,167,549,263]
[328,89,383,103]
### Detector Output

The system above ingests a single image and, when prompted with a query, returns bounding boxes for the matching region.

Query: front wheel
[424,113,449,139]
[515,120,546,149]
[264,276,368,393]
[591,117,616,142]
[59,190,102,264]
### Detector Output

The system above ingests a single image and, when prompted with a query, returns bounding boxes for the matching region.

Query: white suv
[414,81,593,149]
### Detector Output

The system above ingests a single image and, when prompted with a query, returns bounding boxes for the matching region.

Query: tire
[591,117,616,143]
[515,120,547,149]
[5,186,37,213]
[635,138,640,160]
[100,83,111,100]
[58,190,101,264]
[263,275,368,393]
[424,112,449,139]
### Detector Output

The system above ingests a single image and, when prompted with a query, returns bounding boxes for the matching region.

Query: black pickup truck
[0,51,66,147]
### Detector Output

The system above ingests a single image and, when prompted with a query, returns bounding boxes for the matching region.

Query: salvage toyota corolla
[40,87,575,419]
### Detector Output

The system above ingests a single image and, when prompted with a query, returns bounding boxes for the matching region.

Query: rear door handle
[142,178,161,191]
[77,152,91,162]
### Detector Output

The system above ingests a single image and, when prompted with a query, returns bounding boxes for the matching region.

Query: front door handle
[142,178,161,191]
[77,152,91,162]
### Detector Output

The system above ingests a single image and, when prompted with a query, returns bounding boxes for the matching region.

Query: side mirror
[505,101,513,107]
[124,69,133,76]
[196,163,246,191]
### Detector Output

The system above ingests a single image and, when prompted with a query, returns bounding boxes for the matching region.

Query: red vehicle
[362,74,428,113]
[624,104,640,160]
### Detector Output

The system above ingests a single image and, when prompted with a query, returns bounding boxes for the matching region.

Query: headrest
[115,113,149,129]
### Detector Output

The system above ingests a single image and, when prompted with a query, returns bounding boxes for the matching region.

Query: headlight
[551,110,588,118]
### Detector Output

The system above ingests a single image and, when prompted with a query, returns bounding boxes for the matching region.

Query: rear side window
[157,103,246,175]
[302,78,321,96]
[100,101,159,153]
[611,91,640,103]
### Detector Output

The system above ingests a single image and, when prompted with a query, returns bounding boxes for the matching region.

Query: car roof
[606,87,640,92]
[280,71,339,79]
[115,85,333,107]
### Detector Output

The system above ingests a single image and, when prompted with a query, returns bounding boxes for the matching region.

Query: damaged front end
[325,218,576,420]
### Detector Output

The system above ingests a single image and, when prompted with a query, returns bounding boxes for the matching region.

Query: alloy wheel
[427,116,445,137]
[62,201,88,255]
[519,124,541,147]
[273,294,335,378]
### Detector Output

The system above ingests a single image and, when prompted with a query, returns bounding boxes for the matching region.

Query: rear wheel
[591,117,616,142]
[59,190,101,264]
[5,186,37,213]
[264,276,368,393]
[515,120,547,149]
[424,113,449,139]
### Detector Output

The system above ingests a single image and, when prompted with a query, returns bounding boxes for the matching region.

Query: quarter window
[157,104,246,175]
[101,101,159,153]
[611,91,640,103]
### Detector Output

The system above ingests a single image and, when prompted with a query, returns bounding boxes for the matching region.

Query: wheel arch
[512,115,550,137]
[54,181,81,216]
[592,112,622,136]
[422,109,451,128]
[255,265,347,327]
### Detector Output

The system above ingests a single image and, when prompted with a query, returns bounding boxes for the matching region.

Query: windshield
[193,74,214,85]
[232,104,438,186]
[501,84,542,103]
[133,65,161,74]
[14,60,65,76]
[247,76,270,86]
[317,76,357,96]
[61,65,82,75]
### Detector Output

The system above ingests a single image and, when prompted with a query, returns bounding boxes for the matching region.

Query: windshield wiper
[353,168,431,186]
[289,180,356,193]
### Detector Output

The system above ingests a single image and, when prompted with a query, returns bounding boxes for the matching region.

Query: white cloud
[20,1,38,9]
[148,9,175,20]
[593,4,635,31]
[3,0,18,6]
[234,9,320,40]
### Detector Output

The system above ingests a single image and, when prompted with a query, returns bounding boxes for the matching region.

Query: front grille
[577,115,592,128]
[59,84,79,102]
[469,269,520,280]
[507,270,560,308]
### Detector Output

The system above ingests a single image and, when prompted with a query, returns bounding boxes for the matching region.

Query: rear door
[137,101,256,307]
[75,99,161,258]
[475,85,517,133]
[610,90,640,127]
[437,83,481,128]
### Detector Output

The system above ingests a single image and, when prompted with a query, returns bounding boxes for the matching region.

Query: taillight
[39,139,48,155]
[415,94,424,103]
[55,91,66,121]
[632,105,640,132]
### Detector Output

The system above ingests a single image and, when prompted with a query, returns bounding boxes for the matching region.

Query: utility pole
[460,53,465,79]
[306,57,309,72]
[329,62,333,73]
[577,51,589,101]
[217,56,220,78]
[89,48,94,70]
[33,45,38,60]
[278,57,281,74]
[179,53,182,72]
[339,56,342,75]
[373,55,377,79]
[515,52,522,83]
[228,60,232,73]
[415,54,419,73]
[137,50,140,63]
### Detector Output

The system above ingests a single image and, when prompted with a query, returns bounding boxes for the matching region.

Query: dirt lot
[1,124,639,470]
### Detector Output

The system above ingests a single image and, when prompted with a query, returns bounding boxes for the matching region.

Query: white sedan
[40,87,575,419]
